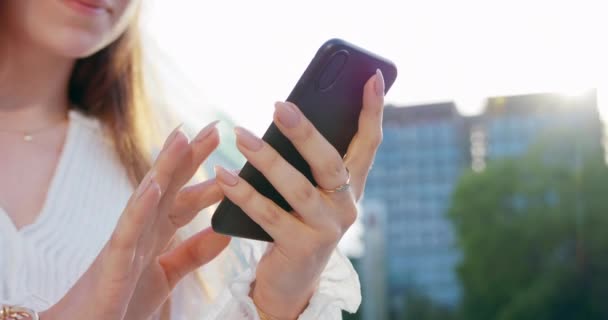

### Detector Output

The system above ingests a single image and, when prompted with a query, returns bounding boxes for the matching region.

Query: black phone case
[211,39,398,241]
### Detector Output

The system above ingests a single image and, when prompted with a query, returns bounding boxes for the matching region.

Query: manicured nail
[234,127,263,151]
[136,171,160,199]
[274,102,301,128]
[193,120,220,143]
[163,123,184,150]
[375,69,385,97]
[214,165,239,186]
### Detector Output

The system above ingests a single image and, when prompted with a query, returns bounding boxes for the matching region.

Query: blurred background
[140,0,608,319]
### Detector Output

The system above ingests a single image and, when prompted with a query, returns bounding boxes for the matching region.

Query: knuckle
[132,254,146,274]
[185,243,204,267]
[299,120,316,143]
[294,183,318,204]
[109,231,131,252]
[103,274,131,297]
[261,203,282,227]
[265,149,282,169]
[241,184,257,204]
[325,156,345,180]
[342,203,358,227]
[127,212,146,231]
[159,259,180,286]
[367,130,383,151]
[326,223,344,242]
[167,212,184,228]
[363,100,383,118]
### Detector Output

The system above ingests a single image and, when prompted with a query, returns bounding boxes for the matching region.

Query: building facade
[473,91,601,168]
[364,103,468,315]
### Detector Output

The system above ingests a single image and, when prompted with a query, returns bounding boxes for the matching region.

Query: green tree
[401,289,458,320]
[448,135,608,320]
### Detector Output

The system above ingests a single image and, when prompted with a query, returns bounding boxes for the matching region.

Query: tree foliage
[449,136,608,320]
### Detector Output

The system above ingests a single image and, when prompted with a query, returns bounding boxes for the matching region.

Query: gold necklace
[0,117,67,142]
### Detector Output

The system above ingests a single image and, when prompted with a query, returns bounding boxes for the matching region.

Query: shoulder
[68,109,104,133]
[67,109,117,149]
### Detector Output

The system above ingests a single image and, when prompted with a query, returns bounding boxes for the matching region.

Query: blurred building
[360,200,389,320]
[365,103,468,315]
[472,91,602,169]
[364,91,601,317]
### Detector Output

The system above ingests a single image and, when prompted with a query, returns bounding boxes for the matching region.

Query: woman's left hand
[214,69,385,319]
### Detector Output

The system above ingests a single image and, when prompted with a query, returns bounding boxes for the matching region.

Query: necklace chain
[0,117,67,142]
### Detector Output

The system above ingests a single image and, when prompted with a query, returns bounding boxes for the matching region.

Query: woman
[0,0,386,319]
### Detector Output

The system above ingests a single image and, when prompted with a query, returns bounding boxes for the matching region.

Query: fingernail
[274,102,300,128]
[214,165,239,186]
[234,127,263,152]
[163,123,185,150]
[136,171,160,199]
[193,120,220,143]
[375,69,385,97]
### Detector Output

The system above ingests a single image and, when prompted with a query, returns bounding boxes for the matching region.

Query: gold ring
[319,167,351,193]
[1,305,39,320]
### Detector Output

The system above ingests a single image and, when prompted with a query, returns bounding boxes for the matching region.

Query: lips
[66,0,113,14]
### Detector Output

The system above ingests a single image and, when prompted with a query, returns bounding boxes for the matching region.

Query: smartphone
[211,38,398,241]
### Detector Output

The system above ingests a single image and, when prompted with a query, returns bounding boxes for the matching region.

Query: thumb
[158,228,231,289]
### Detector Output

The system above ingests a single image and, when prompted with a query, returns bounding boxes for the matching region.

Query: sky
[141,0,608,256]
[142,0,607,134]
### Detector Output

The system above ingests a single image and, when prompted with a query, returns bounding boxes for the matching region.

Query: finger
[233,127,326,226]
[171,178,224,227]
[214,165,309,243]
[150,124,192,195]
[99,135,183,292]
[271,101,349,194]
[132,125,191,254]
[150,122,219,250]
[104,174,161,283]
[165,121,221,227]
[157,121,219,211]
[343,69,385,200]
[158,228,231,289]
[168,120,220,192]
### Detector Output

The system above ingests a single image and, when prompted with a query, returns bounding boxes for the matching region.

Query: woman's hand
[41,121,231,320]
[214,69,386,319]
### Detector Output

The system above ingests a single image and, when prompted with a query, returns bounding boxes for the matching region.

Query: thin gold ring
[0,305,39,320]
[319,167,351,193]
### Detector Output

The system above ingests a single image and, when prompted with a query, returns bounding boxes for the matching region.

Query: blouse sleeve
[171,237,361,320]
[209,239,361,320]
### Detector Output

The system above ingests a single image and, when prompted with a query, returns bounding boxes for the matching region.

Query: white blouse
[0,110,361,319]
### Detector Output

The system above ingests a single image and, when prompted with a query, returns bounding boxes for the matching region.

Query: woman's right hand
[39,121,231,320]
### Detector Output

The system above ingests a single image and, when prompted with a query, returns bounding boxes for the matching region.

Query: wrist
[250,279,318,320]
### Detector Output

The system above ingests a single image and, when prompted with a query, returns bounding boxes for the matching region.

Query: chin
[44,27,118,59]
[2,0,138,60]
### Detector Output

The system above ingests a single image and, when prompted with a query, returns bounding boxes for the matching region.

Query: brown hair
[68,17,152,185]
